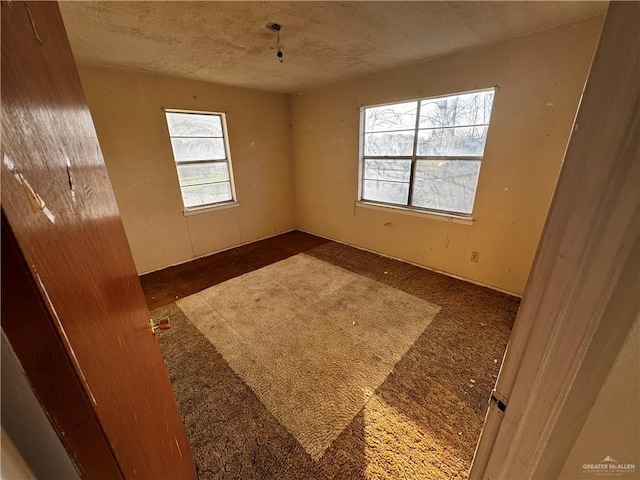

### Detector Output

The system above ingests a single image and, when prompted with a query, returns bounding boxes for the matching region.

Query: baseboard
[140,227,523,298]
[138,229,296,276]
[296,228,523,298]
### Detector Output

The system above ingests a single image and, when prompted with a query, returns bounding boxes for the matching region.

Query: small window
[360,88,495,216]
[165,110,235,210]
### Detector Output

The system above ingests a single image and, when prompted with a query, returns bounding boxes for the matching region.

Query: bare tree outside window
[361,89,495,215]
[165,110,236,210]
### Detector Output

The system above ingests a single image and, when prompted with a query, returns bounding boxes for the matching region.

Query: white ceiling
[59,1,607,94]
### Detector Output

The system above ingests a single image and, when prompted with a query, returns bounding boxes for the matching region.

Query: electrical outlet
[470,251,480,263]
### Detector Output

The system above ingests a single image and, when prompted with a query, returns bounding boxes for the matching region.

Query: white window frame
[358,87,495,218]
[164,109,237,213]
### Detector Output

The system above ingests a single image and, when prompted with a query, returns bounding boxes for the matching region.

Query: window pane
[177,162,230,187]
[181,182,232,208]
[362,180,409,205]
[411,160,481,214]
[419,90,494,128]
[364,101,418,132]
[364,131,414,156]
[166,112,223,137]
[416,126,488,157]
[171,137,226,161]
[363,159,411,182]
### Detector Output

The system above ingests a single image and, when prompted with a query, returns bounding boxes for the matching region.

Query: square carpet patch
[176,253,441,460]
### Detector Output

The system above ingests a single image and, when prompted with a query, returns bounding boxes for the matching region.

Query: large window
[165,110,235,210]
[360,88,495,216]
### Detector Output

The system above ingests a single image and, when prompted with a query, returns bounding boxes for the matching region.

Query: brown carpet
[152,239,519,479]
[177,254,441,461]
[142,231,329,311]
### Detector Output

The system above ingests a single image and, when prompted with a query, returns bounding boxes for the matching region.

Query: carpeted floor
[149,234,519,479]
[176,254,441,461]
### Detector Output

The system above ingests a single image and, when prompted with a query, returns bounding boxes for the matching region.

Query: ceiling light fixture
[267,23,284,63]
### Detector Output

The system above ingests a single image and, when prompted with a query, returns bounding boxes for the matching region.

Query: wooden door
[1,2,196,478]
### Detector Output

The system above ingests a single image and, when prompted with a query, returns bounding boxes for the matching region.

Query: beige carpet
[176,253,441,460]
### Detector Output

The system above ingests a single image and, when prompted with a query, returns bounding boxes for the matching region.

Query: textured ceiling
[59,1,607,94]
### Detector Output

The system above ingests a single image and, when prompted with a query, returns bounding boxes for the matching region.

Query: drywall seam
[286,94,299,227]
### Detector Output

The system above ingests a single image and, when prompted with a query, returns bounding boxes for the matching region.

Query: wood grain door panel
[1,2,196,478]
[2,214,123,479]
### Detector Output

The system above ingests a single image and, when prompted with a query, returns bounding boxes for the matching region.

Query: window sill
[355,201,475,225]
[183,201,239,216]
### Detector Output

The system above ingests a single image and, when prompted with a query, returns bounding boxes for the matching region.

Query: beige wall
[291,16,603,295]
[79,17,602,288]
[78,66,295,274]
[558,316,639,479]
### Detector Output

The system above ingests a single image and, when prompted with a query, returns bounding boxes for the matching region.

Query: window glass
[165,111,234,209]
[360,89,494,215]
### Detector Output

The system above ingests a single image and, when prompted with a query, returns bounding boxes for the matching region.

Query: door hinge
[490,389,507,413]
